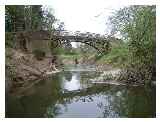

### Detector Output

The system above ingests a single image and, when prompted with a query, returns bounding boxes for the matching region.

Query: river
[6,65,156,118]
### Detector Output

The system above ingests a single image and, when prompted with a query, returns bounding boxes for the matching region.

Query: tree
[5,5,25,32]
[42,7,56,31]
[31,5,43,30]
[108,6,156,84]
[56,22,65,35]
[5,5,44,32]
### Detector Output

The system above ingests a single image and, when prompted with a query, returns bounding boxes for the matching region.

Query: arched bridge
[52,34,110,54]
[14,30,114,54]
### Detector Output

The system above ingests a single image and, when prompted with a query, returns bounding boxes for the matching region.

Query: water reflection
[45,85,155,118]
[6,69,156,118]
[62,72,81,91]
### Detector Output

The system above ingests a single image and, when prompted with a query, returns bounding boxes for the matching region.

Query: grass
[97,43,129,67]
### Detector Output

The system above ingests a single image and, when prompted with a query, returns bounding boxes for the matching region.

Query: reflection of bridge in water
[59,84,109,100]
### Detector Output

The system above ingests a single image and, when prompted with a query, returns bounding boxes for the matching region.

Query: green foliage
[95,54,104,61]
[97,42,129,67]
[126,6,155,84]
[127,6,155,64]
[5,5,54,32]
[50,40,62,55]
[33,49,46,60]
[5,5,25,32]
[52,47,63,55]
[42,7,57,31]
[31,6,43,30]
[64,49,78,55]
[117,61,153,84]
[50,40,76,55]
[108,6,156,84]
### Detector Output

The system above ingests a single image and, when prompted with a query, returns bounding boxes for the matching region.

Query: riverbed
[5,65,156,118]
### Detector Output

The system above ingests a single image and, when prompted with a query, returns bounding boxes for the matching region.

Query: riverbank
[6,48,62,93]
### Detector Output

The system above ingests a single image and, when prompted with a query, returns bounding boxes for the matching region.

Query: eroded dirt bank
[6,48,62,93]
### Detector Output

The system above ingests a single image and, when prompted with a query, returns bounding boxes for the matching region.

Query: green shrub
[95,53,104,61]
[97,42,129,66]
[108,6,155,85]
[117,62,153,85]
[33,49,46,60]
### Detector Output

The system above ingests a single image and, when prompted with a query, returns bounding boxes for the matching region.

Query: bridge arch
[14,31,111,55]
[52,35,110,54]
[69,40,103,54]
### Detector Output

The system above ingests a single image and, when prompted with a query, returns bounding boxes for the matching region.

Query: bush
[109,6,155,85]
[95,53,104,61]
[33,49,46,60]
[117,59,155,85]
[97,42,129,66]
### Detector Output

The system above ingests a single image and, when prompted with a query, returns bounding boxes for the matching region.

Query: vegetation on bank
[77,6,155,85]
[95,6,156,85]
[5,5,61,92]
[96,42,129,67]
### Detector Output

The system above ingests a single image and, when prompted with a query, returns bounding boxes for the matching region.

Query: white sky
[46,0,128,48]
[47,0,127,35]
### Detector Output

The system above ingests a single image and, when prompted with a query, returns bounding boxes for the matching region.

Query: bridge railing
[53,30,108,39]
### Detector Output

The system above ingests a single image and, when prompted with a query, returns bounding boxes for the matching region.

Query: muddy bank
[89,69,124,85]
[91,68,155,86]
[5,48,62,93]
[90,66,146,86]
